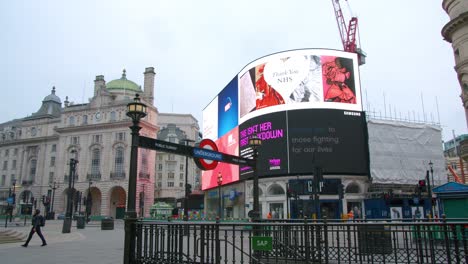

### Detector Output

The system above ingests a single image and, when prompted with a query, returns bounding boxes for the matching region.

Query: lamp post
[4,179,16,227]
[124,94,147,264]
[62,150,78,233]
[86,179,92,223]
[426,170,434,218]
[249,135,262,221]
[429,160,434,187]
[182,139,195,222]
[49,181,58,220]
[217,172,223,219]
[9,179,17,223]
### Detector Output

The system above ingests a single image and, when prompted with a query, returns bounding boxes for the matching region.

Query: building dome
[43,86,61,103]
[106,69,142,92]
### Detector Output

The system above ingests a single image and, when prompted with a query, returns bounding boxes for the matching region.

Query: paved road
[0,219,125,264]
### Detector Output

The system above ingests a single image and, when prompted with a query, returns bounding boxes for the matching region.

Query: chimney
[143,67,155,105]
[94,75,105,96]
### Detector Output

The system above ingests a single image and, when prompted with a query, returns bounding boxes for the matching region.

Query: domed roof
[106,69,142,92]
[43,86,61,103]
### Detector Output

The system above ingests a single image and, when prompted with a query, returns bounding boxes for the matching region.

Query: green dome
[106,69,142,92]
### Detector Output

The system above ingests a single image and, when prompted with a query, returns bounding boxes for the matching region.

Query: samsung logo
[344,111,361,116]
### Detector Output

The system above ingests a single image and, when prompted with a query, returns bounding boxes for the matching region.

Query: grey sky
[0,0,464,142]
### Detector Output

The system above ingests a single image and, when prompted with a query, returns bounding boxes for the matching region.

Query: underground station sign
[138,136,253,170]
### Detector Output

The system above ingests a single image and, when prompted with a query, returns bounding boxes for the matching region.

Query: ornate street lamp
[86,179,92,223]
[49,181,58,220]
[62,150,78,233]
[249,135,262,220]
[429,160,434,187]
[124,94,147,264]
[217,172,223,219]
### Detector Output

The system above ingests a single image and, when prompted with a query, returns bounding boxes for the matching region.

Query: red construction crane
[331,0,366,65]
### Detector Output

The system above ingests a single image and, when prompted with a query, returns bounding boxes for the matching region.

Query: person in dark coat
[22,209,47,247]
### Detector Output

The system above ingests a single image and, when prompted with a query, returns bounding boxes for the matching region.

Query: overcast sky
[0,0,465,142]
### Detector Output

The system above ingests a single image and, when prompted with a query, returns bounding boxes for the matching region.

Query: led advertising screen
[201,49,365,190]
[239,109,368,180]
[238,49,362,124]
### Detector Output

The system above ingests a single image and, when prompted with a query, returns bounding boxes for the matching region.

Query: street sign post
[138,136,253,170]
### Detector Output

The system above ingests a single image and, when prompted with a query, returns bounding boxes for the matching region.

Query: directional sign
[139,136,192,156]
[6,197,13,204]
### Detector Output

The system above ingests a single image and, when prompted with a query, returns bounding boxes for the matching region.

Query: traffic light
[186,184,192,194]
[418,180,427,192]
[338,184,344,200]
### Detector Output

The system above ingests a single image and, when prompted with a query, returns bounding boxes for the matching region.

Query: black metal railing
[138,172,150,179]
[64,174,78,182]
[110,172,126,180]
[86,173,101,181]
[132,218,468,264]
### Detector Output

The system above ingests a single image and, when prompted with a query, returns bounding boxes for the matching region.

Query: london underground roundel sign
[193,139,221,170]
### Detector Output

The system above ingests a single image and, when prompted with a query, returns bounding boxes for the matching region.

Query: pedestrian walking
[22,209,47,247]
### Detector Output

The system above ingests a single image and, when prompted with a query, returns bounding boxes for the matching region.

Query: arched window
[114,147,125,176]
[268,184,285,195]
[69,116,75,126]
[91,149,101,177]
[82,115,88,125]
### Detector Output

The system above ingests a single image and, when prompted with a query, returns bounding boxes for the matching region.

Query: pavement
[0,219,125,264]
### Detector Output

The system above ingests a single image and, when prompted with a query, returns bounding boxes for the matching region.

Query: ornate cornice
[442,11,468,42]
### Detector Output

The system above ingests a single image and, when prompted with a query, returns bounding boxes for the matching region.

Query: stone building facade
[442,0,468,126]
[0,67,164,219]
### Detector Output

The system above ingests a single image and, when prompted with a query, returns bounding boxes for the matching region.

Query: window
[158,164,163,171]
[69,116,75,126]
[1,175,5,186]
[91,149,101,175]
[82,115,88,124]
[48,172,54,184]
[51,144,56,152]
[167,163,175,171]
[180,173,184,180]
[71,136,80,145]
[179,182,183,187]
[141,149,149,175]
[14,148,18,156]
[168,172,174,179]
[29,159,37,181]
[168,154,175,161]
[115,132,125,141]
[114,147,125,174]
[180,164,184,170]
[167,182,174,187]
[12,160,16,170]
[157,182,162,187]
[10,174,15,185]
[110,111,116,121]
[158,173,162,179]
[50,157,56,167]
[158,155,163,161]
[5,149,9,157]
[3,161,7,170]
[93,134,102,143]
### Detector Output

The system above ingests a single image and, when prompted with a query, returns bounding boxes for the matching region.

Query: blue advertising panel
[218,77,238,138]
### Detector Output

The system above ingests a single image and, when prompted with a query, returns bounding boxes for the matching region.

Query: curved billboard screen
[202,49,367,190]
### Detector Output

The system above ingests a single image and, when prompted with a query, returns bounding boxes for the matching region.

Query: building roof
[24,87,62,120]
[106,69,142,92]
